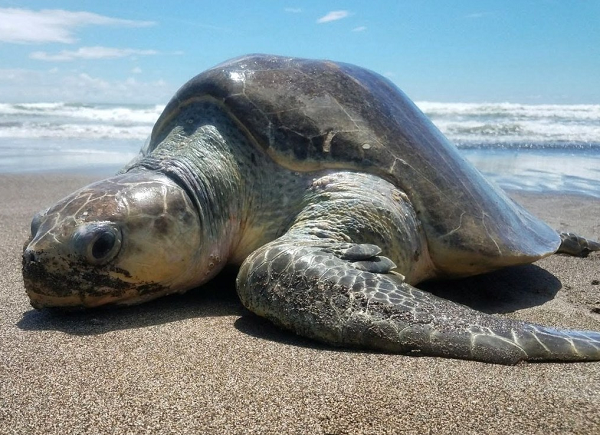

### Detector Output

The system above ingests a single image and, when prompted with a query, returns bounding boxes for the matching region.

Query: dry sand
[1,173,599,434]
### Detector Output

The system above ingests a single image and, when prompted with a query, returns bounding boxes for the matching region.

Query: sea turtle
[22,54,600,364]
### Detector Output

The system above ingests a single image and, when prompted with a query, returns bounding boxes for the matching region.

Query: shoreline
[1,173,599,434]
[3,143,600,199]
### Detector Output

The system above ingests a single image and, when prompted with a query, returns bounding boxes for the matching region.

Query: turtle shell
[151,54,560,275]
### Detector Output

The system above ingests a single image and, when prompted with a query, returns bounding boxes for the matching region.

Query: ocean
[1,101,599,197]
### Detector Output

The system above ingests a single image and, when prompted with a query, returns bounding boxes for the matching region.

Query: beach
[1,172,599,434]
[3,2,600,432]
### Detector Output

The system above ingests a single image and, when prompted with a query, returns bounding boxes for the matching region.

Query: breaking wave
[1,101,599,147]
[416,101,600,148]
[0,102,163,140]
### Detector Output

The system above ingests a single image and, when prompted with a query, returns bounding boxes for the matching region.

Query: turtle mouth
[22,252,141,309]
[24,279,169,310]
[23,236,176,310]
[22,259,172,310]
[25,286,145,310]
[25,288,105,310]
[22,273,129,309]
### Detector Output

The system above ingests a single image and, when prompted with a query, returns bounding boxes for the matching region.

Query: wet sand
[1,173,599,434]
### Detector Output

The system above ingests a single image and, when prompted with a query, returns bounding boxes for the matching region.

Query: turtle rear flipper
[557,232,600,257]
[236,238,600,364]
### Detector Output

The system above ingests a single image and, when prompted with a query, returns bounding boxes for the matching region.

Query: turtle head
[22,171,220,309]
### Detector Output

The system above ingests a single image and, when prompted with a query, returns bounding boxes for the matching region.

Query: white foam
[415,102,600,146]
[0,102,163,125]
[432,119,600,145]
[416,101,600,121]
[0,123,152,140]
[0,102,163,140]
[1,101,599,146]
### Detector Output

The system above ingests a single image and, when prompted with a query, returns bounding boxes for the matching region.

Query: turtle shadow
[234,264,563,346]
[420,263,562,314]
[17,264,561,339]
[234,314,330,350]
[17,267,243,336]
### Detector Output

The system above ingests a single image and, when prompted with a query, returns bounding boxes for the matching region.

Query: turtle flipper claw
[336,243,396,273]
[350,256,396,274]
[339,244,382,260]
[557,232,600,257]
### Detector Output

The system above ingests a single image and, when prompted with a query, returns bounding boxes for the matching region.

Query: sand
[1,173,599,434]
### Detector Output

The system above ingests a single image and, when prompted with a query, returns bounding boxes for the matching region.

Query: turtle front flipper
[236,172,600,364]
[237,238,600,364]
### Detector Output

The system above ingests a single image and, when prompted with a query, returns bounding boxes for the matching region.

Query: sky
[0,0,599,105]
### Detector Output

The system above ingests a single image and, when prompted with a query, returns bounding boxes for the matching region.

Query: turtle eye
[72,223,122,266]
[92,231,117,261]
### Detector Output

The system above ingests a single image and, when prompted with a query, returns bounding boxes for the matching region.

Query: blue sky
[1,1,599,104]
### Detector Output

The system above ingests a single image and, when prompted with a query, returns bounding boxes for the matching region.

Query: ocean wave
[415,102,600,146]
[432,120,600,145]
[416,101,600,121]
[0,102,161,140]
[0,123,152,140]
[0,101,599,146]
[0,102,164,124]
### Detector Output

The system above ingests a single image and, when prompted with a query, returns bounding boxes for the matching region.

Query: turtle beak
[22,215,83,309]
[22,211,49,307]
[22,244,62,309]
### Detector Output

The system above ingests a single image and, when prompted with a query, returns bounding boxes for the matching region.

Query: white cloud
[464,12,491,19]
[0,68,174,103]
[131,67,142,74]
[30,46,158,61]
[352,26,367,32]
[284,8,302,13]
[317,10,350,24]
[0,8,155,44]
[68,72,111,90]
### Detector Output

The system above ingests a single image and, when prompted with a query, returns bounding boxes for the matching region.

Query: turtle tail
[236,239,600,365]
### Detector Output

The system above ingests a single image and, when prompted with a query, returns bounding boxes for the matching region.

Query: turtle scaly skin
[236,171,600,364]
[23,55,600,364]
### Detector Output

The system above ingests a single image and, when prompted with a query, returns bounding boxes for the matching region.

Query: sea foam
[417,102,600,148]
[1,101,599,147]
[0,102,164,140]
